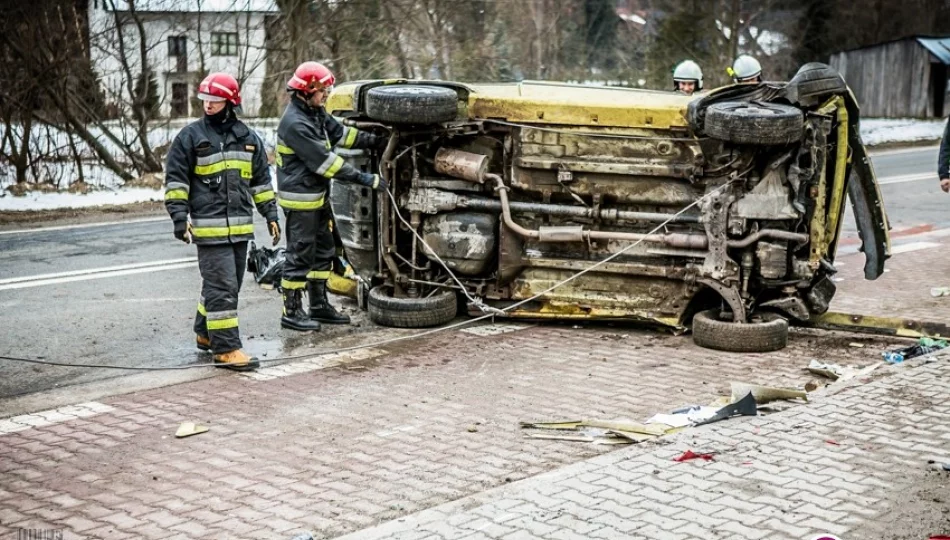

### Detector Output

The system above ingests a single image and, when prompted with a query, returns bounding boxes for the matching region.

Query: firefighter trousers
[194,242,248,354]
[280,208,335,292]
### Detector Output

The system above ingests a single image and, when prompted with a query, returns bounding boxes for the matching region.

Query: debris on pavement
[646,406,720,428]
[518,420,584,430]
[694,392,758,426]
[930,286,950,297]
[175,422,209,438]
[807,359,857,381]
[525,433,597,443]
[673,450,716,462]
[883,338,948,364]
[247,242,286,289]
[731,382,808,404]
[519,419,673,446]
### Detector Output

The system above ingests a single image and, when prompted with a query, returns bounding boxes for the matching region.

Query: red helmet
[287,62,335,93]
[197,72,242,107]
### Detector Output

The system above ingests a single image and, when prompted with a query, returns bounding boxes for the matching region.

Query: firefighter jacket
[275,97,378,212]
[164,117,278,245]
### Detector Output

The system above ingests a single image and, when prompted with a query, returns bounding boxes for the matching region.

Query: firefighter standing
[276,62,387,332]
[164,72,280,371]
[730,55,763,83]
[672,60,703,95]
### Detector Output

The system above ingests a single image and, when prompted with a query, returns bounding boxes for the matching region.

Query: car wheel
[365,85,459,124]
[368,285,458,328]
[691,309,789,353]
[704,101,803,145]
[785,62,848,108]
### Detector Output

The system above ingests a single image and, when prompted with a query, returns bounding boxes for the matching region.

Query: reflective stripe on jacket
[275,97,375,212]
[164,117,278,245]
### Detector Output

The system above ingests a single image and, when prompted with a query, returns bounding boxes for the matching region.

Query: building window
[168,36,187,57]
[211,32,239,56]
[171,83,189,118]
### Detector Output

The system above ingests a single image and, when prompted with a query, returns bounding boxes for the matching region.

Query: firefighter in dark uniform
[164,72,280,370]
[276,61,387,332]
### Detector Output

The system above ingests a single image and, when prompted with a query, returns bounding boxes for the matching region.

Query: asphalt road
[0,145,942,403]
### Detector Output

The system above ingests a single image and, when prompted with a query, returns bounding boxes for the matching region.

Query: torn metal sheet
[730,382,807,404]
[580,420,670,436]
[525,433,596,443]
[804,311,950,339]
[175,422,209,438]
[518,420,583,430]
[608,430,657,443]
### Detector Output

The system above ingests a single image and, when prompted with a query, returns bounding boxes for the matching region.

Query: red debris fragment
[673,450,715,462]
[825,439,840,446]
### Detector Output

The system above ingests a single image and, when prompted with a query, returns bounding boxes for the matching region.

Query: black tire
[704,101,803,145]
[786,62,848,108]
[691,309,789,353]
[368,286,458,328]
[365,85,458,124]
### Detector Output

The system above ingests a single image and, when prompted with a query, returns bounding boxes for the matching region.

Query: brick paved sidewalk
[0,316,905,540]
[0,236,946,540]
[336,355,950,540]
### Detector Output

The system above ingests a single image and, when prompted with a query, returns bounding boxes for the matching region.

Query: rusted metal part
[379,131,404,294]
[516,156,697,179]
[421,212,497,275]
[802,312,950,339]
[456,194,700,223]
[700,187,733,280]
[434,148,488,183]
[761,296,810,320]
[341,119,392,130]
[695,277,746,322]
[728,230,808,249]
[523,258,692,280]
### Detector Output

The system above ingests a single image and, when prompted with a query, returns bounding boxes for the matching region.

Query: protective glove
[268,220,281,246]
[359,172,388,192]
[173,220,194,244]
[370,133,390,150]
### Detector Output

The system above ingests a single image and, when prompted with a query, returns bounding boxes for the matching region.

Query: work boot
[213,349,260,372]
[196,334,211,352]
[309,280,351,324]
[281,289,321,331]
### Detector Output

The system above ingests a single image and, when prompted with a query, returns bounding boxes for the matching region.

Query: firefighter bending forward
[164,73,280,371]
[276,61,387,332]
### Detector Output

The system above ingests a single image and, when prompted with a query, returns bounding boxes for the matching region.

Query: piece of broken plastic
[694,392,758,426]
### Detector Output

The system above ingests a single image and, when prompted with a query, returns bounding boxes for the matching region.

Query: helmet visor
[197,92,227,103]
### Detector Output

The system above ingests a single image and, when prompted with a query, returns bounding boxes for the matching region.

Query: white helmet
[731,55,762,82]
[673,60,703,90]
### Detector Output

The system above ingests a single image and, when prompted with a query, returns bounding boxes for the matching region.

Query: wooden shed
[830,36,950,118]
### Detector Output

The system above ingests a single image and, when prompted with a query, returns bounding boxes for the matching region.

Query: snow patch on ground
[860,118,945,146]
[0,188,162,211]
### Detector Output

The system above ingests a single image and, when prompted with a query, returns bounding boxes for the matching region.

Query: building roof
[832,35,950,64]
[917,36,950,64]
[108,0,279,13]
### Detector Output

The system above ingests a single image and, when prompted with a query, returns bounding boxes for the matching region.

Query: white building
[88,0,279,117]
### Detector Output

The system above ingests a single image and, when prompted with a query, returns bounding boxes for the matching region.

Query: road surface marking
[0,217,167,236]
[890,241,940,254]
[0,258,197,291]
[869,145,938,157]
[242,347,387,381]
[878,172,936,185]
[0,402,115,437]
